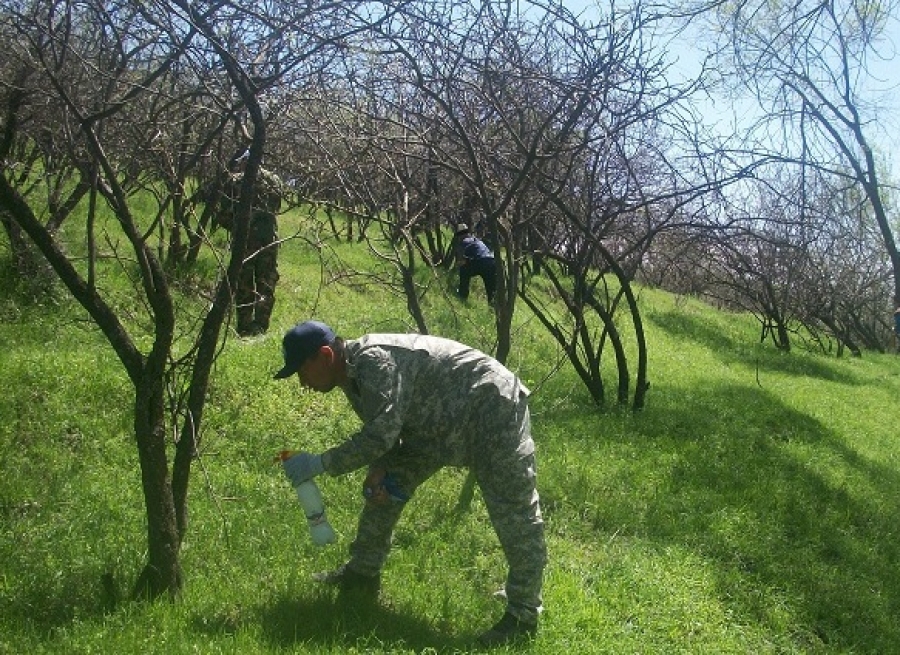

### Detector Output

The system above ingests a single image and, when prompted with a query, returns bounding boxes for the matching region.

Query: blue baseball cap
[273,320,336,379]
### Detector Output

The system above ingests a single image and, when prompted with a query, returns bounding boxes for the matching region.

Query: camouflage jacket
[321,334,530,476]
[215,168,283,232]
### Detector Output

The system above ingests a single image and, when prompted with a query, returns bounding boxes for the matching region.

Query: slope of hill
[2,233,899,654]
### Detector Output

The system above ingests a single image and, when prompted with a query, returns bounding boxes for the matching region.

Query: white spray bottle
[277,450,337,546]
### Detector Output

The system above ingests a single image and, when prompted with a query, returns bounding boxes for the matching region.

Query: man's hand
[282,452,324,487]
[363,467,409,505]
[363,467,390,505]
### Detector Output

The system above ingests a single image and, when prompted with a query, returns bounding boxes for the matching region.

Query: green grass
[2,224,900,654]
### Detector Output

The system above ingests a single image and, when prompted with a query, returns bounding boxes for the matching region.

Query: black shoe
[312,563,380,595]
[477,611,537,647]
[237,321,266,337]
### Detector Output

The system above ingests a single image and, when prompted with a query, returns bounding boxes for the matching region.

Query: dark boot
[312,563,380,596]
[477,611,537,647]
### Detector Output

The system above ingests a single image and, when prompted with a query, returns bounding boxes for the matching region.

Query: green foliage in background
[2,213,900,654]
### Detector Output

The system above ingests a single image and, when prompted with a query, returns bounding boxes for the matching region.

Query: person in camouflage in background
[218,155,283,336]
[273,320,547,647]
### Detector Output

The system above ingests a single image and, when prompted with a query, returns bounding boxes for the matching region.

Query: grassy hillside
[2,221,900,654]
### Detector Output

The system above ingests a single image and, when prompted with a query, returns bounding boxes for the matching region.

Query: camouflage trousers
[236,245,278,334]
[346,399,546,622]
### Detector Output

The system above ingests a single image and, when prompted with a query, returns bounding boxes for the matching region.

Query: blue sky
[563,0,900,185]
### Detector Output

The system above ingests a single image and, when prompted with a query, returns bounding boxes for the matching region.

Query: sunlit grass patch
[3,228,900,653]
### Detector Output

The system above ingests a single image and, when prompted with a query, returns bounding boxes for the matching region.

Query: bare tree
[360,0,644,367]
[280,0,753,407]
[709,0,900,309]
[0,0,382,600]
[657,161,894,355]
[791,175,894,354]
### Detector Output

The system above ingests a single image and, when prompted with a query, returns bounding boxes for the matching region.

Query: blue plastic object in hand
[282,452,324,487]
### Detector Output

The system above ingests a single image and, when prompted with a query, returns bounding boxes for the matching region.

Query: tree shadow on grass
[550,382,900,652]
[0,566,122,635]
[650,309,860,385]
[198,588,493,653]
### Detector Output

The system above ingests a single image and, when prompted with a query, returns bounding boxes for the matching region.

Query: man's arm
[322,348,406,475]
[454,239,469,267]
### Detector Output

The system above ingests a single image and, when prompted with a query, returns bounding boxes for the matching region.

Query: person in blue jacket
[453,223,496,303]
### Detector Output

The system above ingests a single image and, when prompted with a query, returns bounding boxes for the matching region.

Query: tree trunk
[494,251,514,364]
[0,210,54,291]
[1,173,185,600]
[132,375,183,600]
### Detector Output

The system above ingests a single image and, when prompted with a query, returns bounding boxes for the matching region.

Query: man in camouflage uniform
[273,321,546,646]
[219,164,283,336]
